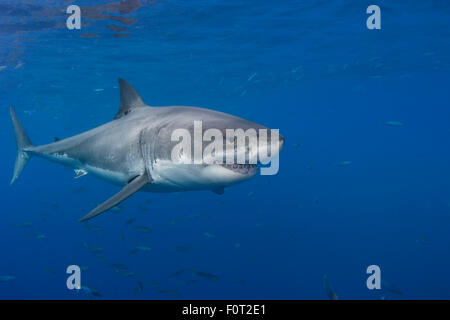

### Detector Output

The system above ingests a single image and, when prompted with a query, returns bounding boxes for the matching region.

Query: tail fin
[10,106,33,185]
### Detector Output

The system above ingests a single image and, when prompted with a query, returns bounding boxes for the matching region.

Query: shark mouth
[220,163,258,175]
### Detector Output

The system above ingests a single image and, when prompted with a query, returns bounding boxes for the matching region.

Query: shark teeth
[220,163,257,174]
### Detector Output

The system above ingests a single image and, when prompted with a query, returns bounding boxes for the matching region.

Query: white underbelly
[83,164,128,186]
[147,160,253,192]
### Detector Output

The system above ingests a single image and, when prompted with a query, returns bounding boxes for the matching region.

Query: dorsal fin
[114,78,147,119]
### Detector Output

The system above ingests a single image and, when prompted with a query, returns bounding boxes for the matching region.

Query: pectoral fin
[79,174,150,222]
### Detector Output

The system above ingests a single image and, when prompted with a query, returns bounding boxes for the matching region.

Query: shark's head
[143,106,284,191]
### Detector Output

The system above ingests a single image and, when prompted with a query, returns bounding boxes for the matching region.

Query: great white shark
[10,79,284,222]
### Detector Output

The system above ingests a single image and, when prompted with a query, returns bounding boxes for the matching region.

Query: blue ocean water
[0,0,449,300]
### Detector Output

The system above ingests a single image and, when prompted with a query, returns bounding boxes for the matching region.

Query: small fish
[337,160,352,166]
[156,289,181,296]
[113,270,135,277]
[90,226,104,232]
[187,213,201,220]
[94,88,104,92]
[384,121,404,127]
[79,242,89,249]
[191,270,219,281]
[169,269,188,278]
[114,33,132,38]
[0,275,15,282]
[107,25,128,32]
[43,267,56,274]
[14,62,24,69]
[247,73,257,82]
[129,245,152,255]
[137,205,148,212]
[173,246,192,252]
[26,233,45,240]
[135,280,144,294]
[291,65,303,73]
[167,217,179,225]
[83,224,103,232]
[110,264,128,270]
[111,205,123,212]
[40,213,47,222]
[14,222,33,228]
[382,280,403,295]
[78,286,102,297]
[71,186,85,194]
[323,274,338,300]
[415,235,431,245]
[80,33,100,38]
[90,288,102,297]
[133,226,152,233]
[96,255,108,264]
[89,247,104,254]
[135,245,152,252]
[204,232,216,239]
[145,281,160,288]
[125,218,136,225]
